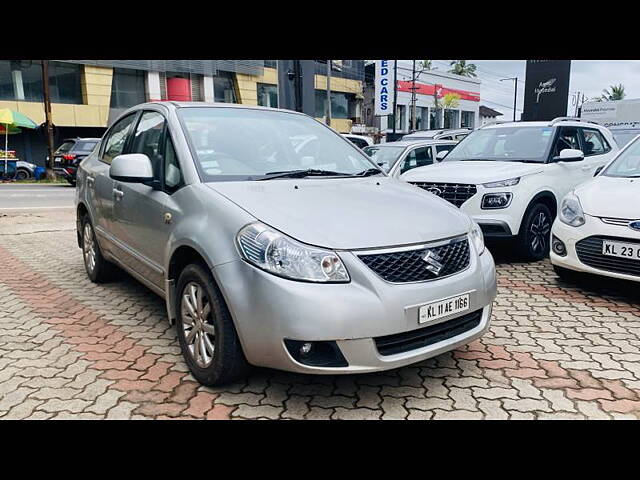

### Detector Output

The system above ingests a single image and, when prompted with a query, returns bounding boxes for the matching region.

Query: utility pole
[326,60,331,127]
[392,60,398,135]
[41,60,56,181]
[410,59,417,132]
[500,77,518,122]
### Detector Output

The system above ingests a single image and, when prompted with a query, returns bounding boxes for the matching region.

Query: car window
[454,134,468,141]
[55,141,75,154]
[436,144,455,154]
[349,137,368,149]
[130,111,166,180]
[164,135,184,192]
[102,114,138,164]
[603,136,640,178]
[581,128,609,156]
[75,140,99,152]
[553,127,581,157]
[363,145,406,173]
[399,146,433,174]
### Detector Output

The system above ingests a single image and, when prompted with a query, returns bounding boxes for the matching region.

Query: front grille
[358,238,470,283]
[375,309,483,356]
[600,217,637,226]
[410,182,477,207]
[576,236,640,277]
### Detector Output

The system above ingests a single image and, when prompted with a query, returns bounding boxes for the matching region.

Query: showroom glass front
[0,60,82,104]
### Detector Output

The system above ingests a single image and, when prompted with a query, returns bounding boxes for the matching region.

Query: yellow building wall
[0,65,113,128]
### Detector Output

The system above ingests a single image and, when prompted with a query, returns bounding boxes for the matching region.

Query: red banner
[397,80,480,102]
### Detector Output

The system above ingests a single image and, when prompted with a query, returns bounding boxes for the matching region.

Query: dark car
[53,138,100,185]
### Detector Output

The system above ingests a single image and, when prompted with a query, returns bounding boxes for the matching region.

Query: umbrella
[0,108,38,178]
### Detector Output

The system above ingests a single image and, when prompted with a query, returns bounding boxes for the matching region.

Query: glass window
[0,60,82,104]
[553,127,581,157]
[581,128,609,156]
[430,108,442,129]
[75,139,99,152]
[314,91,352,119]
[348,137,369,149]
[130,111,165,179]
[257,83,278,108]
[436,144,456,155]
[446,126,555,163]
[49,62,83,104]
[603,137,640,178]
[363,145,406,172]
[110,68,146,108]
[179,107,376,181]
[55,141,76,154]
[213,72,237,103]
[444,109,459,129]
[461,111,475,129]
[399,147,433,174]
[164,135,183,192]
[264,60,278,69]
[101,114,138,164]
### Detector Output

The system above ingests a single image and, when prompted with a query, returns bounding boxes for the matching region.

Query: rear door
[394,146,433,177]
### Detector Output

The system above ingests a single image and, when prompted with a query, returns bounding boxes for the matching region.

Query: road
[0,184,75,211]
[0,206,639,419]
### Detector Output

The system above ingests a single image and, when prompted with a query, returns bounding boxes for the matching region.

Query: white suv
[401,118,619,260]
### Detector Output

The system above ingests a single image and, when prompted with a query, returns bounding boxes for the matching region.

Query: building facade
[0,60,364,165]
[363,61,481,137]
[479,105,503,126]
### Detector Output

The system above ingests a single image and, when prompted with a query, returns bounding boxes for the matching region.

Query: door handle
[87,176,95,188]
[113,187,124,200]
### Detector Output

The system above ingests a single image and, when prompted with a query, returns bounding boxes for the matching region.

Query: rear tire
[15,169,30,180]
[80,214,117,283]
[175,263,250,386]
[516,202,553,261]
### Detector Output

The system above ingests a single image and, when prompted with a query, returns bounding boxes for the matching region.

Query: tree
[449,60,477,77]
[600,84,626,101]
[441,92,461,109]
[420,60,434,71]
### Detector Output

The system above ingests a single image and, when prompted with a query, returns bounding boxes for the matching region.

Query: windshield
[445,126,553,163]
[55,141,75,154]
[363,145,406,172]
[603,136,640,178]
[178,108,378,180]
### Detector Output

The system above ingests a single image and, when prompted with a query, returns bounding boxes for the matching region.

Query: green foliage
[600,84,626,101]
[449,60,477,77]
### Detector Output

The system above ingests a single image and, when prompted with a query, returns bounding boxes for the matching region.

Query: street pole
[326,60,331,128]
[392,60,398,136]
[41,60,56,181]
[410,59,417,132]
[501,77,518,122]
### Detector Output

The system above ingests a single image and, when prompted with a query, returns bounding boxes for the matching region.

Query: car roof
[62,137,101,142]
[368,139,456,148]
[482,120,605,130]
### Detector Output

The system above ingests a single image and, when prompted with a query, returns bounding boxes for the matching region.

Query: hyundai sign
[522,60,571,121]
[374,60,396,116]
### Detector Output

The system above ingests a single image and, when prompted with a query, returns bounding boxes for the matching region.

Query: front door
[550,126,589,200]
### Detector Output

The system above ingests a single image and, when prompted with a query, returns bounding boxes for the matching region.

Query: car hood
[206,177,471,250]
[576,176,640,219]
[401,160,544,184]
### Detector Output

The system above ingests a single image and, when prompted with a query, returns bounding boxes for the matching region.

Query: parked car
[342,133,373,149]
[76,102,497,386]
[52,137,100,185]
[16,160,37,180]
[363,140,457,178]
[401,118,619,261]
[402,128,471,143]
[551,134,640,283]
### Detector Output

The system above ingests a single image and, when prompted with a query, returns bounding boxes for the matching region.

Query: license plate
[54,157,62,163]
[602,240,640,260]
[418,293,470,324]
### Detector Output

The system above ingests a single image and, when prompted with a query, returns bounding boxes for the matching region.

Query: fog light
[552,235,567,256]
[300,342,313,356]
[481,193,513,209]
[284,339,348,367]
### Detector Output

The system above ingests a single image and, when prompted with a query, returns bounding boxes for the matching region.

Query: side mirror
[109,154,154,183]
[436,150,449,161]
[553,148,584,163]
[594,165,604,177]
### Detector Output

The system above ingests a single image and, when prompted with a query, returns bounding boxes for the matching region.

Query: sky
[428,60,640,121]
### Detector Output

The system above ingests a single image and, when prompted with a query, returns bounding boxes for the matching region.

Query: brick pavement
[0,210,639,419]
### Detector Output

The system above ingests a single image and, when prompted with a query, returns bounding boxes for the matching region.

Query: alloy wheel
[83,223,96,273]
[529,211,551,256]
[181,282,215,368]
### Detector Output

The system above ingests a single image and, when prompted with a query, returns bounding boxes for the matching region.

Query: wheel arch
[76,202,90,247]
[528,190,558,219]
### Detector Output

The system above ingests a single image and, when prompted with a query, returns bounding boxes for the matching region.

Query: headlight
[483,177,520,188]
[559,192,585,227]
[236,222,350,283]
[470,222,485,255]
[481,192,512,209]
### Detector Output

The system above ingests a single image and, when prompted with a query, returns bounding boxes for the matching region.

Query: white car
[403,128,471,143]
[551,134,640,283]
[401,118,619,260]
[363,140,457,178]
[342,134,374,149]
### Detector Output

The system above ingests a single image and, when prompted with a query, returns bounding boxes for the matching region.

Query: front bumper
[550,215,640,283]
[213,245,497,374]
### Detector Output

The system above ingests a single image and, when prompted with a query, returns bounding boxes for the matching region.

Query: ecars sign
[374,60,396,116]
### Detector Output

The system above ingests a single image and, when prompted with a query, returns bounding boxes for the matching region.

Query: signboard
[581,98,640,146]
[522,60,571,121]
[374,60,396,116]
[396,80,480,102]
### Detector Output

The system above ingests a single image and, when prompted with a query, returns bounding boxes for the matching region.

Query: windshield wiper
[257,168,350,180]
[354,168,383,177]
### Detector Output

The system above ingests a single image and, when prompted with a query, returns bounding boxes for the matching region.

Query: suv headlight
[481,192,512,209]
[483,177,520,188]
[559,192,585,227]
[470,222,485,255]
[236,222,350,283]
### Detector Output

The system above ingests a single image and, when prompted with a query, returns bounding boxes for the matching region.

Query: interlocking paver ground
[1,209,639,419]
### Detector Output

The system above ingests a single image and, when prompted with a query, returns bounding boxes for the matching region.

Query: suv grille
[358,238,470,283]
[375,309,483,356]
[576,236,640,277]
[410,182,477,207]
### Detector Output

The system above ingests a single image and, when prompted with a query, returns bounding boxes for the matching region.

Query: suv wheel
[517,203,552,261]
[81,214,116,283]
[15,168,30,180]
[175,263,249,386]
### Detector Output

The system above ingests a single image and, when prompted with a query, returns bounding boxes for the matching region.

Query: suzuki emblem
[423,250,444,275]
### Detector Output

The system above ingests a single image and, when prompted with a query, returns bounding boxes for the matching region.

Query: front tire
[517,203,553,261]
[15,169,30,180]
[175,263,249,386]
[80,214,116,283]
